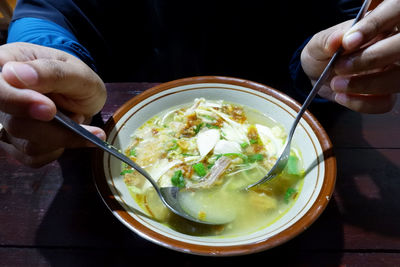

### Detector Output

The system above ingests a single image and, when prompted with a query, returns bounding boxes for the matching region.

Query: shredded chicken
[187,156,232,189]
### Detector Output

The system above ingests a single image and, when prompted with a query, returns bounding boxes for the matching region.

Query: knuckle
[21,141,41,156]
[364,16,381,36]
[3,116,18,137]
[0,86,13,114]
[40,59,66,83]
[359,50,378,69]
[3,116,24,138]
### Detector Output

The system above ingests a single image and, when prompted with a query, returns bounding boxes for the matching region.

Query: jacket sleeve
[7,17,96,71]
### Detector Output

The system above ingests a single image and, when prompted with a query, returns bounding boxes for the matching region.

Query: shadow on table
[311,101,400,238]
[32,114,342,266]
[34,102,400,266]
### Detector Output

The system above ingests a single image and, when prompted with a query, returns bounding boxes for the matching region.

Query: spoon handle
[53,111,159,189]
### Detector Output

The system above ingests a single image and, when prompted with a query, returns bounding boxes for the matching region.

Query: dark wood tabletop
[1,82,400,266]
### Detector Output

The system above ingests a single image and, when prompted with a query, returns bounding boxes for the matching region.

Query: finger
[0,42,62,64]
[2,116,106,152]
[0,141,64,168]
[335,33,400,75]
[301,21,352,80]
[331,66,400,95]
[2,57,106,116]
[0,75,56,121]
[304,21,351,61]
[334,93,396,114]
[342,0,400,50]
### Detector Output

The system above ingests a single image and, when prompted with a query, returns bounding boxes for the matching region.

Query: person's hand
[0,42,107,167]
[301,0,399,113]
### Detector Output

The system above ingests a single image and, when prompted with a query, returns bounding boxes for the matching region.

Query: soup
[121,98,304,236]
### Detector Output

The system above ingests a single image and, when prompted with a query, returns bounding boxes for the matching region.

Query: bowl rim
[92,75,337,256]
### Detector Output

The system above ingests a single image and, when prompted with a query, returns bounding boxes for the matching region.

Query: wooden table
[1,82,400,266]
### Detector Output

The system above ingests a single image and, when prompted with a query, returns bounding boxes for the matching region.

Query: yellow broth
[122,99,304,236]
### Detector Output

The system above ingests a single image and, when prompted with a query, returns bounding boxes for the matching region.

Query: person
[0,0,398,167]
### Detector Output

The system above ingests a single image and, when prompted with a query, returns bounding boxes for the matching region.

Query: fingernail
[332,77,349,91]
[95,131,106,140]
[343,31,363,50]
[76,115,85,124]
[334,93,348,105]
[8,62,38,86]
[335,57,354,74]
[29,104,53,121]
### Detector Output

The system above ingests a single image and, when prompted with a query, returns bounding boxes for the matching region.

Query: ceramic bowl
[92,76,336,256]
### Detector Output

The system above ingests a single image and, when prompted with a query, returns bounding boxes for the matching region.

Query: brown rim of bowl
[92,76,337,256]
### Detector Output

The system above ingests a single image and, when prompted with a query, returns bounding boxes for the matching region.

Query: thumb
[1,61,39,87]
[301,21,352,81]
[2,57,106,116]
[306,22,351,62]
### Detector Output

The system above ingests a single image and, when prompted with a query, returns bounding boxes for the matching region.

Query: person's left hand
[301,0,400,113]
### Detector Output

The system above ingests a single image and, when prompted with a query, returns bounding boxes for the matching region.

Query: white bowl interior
[102,82,326,248]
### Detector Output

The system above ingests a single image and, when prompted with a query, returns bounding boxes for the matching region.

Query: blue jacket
[8,0,362,99]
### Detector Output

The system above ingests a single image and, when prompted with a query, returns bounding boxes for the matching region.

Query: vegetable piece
[240,142,249,149]
[196,128,220,157]
[167,140,179,151]
[214,140,242,155]
[129,148,137,157]
[200,114,216,121]
[120,169,134,175]
[287,155,300,175]
[193,163,207,177]
[206,123,219,129]
[284,187,297,203]
[194,123,203,134]
[187,156,232,189]
[249,139,258,144]
[248,153,264,163]
[171,170,185,188]
[255,124,284,157]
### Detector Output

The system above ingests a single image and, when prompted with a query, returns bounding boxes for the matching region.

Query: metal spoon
[246,0,372,190]
[54,111,230,225]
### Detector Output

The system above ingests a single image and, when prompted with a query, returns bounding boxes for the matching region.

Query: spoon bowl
[54,111,230,225]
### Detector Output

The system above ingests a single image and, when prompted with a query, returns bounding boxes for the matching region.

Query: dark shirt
[10,0,362,97]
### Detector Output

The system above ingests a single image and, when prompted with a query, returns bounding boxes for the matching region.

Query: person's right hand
[300,0,400,114]
[0,42,107,167]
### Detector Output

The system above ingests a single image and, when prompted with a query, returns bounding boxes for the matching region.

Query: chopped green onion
[205,123,219,129]
[120,169,134,175]
[250,139,258,144]
[171,170,185,188]
[287,155,300,175]
[167,140,178,151]
[248,153,264,162]
[193,163,207,177]
[194,123,203,134]
[240,142,249,149]
[200,114,216,121]
[284,187,297,203]
[129,148,136,157]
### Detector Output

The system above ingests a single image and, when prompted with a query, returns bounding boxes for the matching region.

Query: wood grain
[1,82,399,266]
